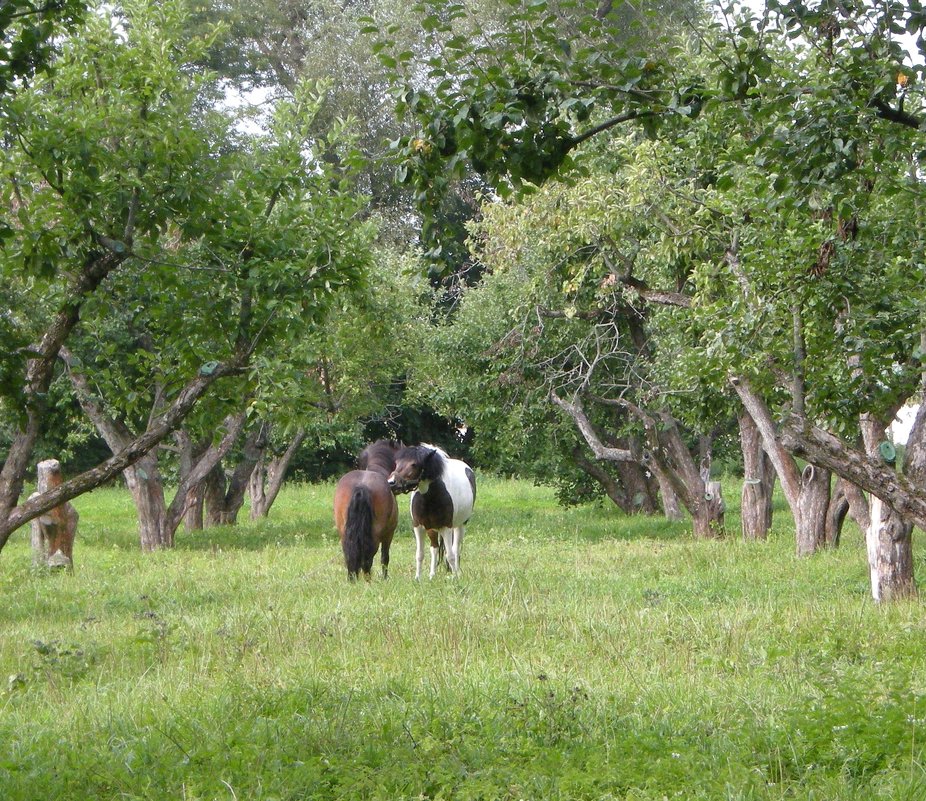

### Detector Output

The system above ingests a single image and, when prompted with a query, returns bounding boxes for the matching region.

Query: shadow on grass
[175,515,331,553]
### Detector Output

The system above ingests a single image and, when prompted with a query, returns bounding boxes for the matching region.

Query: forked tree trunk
[645,413,725,538]
[550,392,722,534]
[204,422,268,525]
[249,427,306,520]
[63,353,248,550]
[732,378,831,555]
[739,412,775,541]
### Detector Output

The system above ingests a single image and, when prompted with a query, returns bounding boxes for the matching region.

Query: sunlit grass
[2,478,926,800]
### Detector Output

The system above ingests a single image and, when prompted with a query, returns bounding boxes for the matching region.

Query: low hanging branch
[0,356,247,549]
[779,416,926,532]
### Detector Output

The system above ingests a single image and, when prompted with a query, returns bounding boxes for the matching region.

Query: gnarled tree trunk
[63,351,247,550]
[732,378,832,555]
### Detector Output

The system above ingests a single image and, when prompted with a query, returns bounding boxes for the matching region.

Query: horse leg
[429,529,444,579]
[413,525,426,581]
[380,539,390,580]
[447,526,464,575]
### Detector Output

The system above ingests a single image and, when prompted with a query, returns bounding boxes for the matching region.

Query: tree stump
[29,460,78,571]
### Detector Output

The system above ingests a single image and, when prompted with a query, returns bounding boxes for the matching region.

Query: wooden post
[29,460,78,571]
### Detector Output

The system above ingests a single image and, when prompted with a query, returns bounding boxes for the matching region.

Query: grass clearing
[2,477,926,799]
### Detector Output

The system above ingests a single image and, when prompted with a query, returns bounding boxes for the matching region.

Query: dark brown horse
[333,440,400,580]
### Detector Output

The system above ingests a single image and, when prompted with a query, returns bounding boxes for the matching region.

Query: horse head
[358,439,401,477]
[387,444,444,494]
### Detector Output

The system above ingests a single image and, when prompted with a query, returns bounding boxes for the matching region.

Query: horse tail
[343,486,374,577]
[438,536,447,571]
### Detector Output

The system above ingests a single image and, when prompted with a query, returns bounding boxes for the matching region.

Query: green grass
[2,477,926,800]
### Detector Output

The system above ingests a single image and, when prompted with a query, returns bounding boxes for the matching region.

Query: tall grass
[2,478,926,800]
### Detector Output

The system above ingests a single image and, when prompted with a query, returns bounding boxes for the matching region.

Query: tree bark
[825,477,870,546]
[199,420,266,525]
[551,391,715,530]
[570,441,658,514]
[739,411,775,541]
[571,445,632,511]
[778,416,926,529]
[637,407,724,538]
[176,430,208,532]
[248,427,305,519]
[861,416,915,601]
[796,464,830,556]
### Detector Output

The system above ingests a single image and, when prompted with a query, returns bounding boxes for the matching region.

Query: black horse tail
[343,486,374,578]
[439,537,454,572]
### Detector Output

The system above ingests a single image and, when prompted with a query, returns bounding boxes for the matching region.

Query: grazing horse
[387,444,476,579]
[333,440,400,580]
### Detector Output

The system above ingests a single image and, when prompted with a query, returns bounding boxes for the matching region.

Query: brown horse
[333,440,400,580]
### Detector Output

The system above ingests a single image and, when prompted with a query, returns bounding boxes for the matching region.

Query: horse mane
[358,439,400,477]
[418,443,448,482]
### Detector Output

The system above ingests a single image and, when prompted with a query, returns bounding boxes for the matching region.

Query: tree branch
[0,357,247,548]
[549,392,635,462]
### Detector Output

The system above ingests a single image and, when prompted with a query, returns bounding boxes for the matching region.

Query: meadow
[2,478,926,800]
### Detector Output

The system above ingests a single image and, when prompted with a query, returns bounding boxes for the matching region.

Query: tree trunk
[739,411,774,541]
[649,460,684,520]
[198,421,267,525]
[61,352,248,550]
[825,477,870,546]
[825,479,849,547]
[572,443,659,514]
[204,464,227,527]
[861,416,915,601]
[0,354,246,553]
[249,427,305,519]
[643,411,724,538]
[693,479,726,539]
[572,446,632,511]
[125,454,171,551]
[733,378,835,553]
[796,464,830,556]
[550,391,721,535]
[29,459,78,570]
[176,430,208,532]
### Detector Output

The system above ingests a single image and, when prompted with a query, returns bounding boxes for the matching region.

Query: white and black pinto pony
[387,444,476,579]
